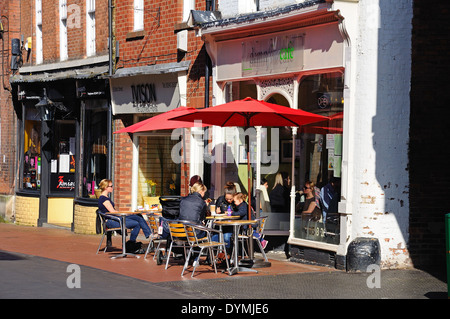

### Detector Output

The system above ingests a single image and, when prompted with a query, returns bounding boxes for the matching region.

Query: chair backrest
[147,214,159,235]
[167,221,188,242]
[255,216,268,235]
[184,224,199,246]
[96,209,105,234]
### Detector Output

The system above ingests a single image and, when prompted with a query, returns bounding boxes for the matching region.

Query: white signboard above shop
[110,72,181,114]
[215,24,344,82]
[241,32,304,77]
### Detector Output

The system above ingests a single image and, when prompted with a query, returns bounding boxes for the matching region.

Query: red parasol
[113,106,208,134]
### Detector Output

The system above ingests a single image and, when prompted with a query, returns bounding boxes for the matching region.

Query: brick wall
[113,118,133,211]
[73,204,97,234]
[19,0,109,66]
[15,195,40,226]
[409,0,450,268]
[113,0,211,202]
[0,1,20,195]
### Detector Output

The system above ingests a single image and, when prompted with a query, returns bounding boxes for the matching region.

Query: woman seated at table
[215,181,237,214]
[98,179,151,249]
[298,181,322,222]
[179,182,208,238]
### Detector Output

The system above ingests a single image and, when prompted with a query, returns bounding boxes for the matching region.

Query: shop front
[199,5,348,265]
[11,64,110,233]
[110,62,191,211]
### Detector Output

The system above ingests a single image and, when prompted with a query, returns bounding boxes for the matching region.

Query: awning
[10,65,109,84]
[111,61,191,79]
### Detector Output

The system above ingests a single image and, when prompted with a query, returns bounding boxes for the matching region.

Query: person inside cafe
[257,178,271,213]
[320,177,340,223]
[299,181,322,222]
[269,172,291,213]
[179,181,208,238]
[97,179,151,251]
[215,181,237,214]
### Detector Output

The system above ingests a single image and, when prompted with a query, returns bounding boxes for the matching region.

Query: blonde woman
[269,172,290,213]
[179,182,208,237]
[98,179,151,247]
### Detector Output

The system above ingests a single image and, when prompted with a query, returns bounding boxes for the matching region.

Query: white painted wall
[334,0,413,268]
[213,0,414,268]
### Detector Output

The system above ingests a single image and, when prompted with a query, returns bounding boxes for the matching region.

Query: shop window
[82,109,107,198]
[138,135,181,207]
[293,72,344,245]
[50,120,76,193]
[23,112,42,190]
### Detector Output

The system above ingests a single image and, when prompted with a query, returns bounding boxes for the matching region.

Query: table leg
[228,225,257,275]
[111,215,140,259]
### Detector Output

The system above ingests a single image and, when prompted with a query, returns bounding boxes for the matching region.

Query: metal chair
[164,220,190,269]
[182,223,230,277]
[144,214,167,261]
[236,216,269,262]
[96,209,123,254]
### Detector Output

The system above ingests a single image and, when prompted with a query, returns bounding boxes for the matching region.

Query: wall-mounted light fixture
[35,88,54,121]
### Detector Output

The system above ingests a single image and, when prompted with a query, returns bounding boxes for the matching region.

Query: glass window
[138,135,181,206]
[49,120,76,193]
[82,108,107,198]
[134,0,144,31]
[23,109,42,190]
[293,72,344,245]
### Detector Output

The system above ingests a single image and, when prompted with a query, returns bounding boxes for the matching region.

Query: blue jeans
[106,214,151,242]
[211,232,232,249]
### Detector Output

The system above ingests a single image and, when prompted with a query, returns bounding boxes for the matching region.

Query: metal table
[214,219,258,275]
[108,211,146,259]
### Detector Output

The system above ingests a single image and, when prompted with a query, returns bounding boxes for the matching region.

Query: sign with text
[51,173,76,192]
[242,32,304,77]
[110,73,180,114]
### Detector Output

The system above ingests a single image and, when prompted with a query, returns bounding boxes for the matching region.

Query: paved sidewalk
[0,223,448,300]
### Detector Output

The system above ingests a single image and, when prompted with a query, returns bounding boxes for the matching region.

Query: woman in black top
[179,182,208,237]
[98,179,151,245]
[269,172,290,213]
[300,181,322,222]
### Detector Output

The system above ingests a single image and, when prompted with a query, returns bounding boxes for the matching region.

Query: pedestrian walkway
[0,223,448,299]
[0,223,331,283]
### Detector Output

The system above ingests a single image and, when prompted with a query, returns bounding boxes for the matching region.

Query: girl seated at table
[98,179,151,249]
[212,192,254,254]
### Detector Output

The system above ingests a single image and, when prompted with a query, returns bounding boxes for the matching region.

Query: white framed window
[86,0,96,56]
[239,0,257,14]
[35,0,43,64]
[59,0,68,61]
[183,0,195,21]
[134,0,144,31]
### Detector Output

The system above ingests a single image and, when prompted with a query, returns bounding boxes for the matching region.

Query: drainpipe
[107,0,113,182]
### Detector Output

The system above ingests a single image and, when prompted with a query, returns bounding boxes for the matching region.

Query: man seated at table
[98,179,151,252]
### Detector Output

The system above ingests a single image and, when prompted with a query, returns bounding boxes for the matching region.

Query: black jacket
[179,192,206,224]
[269,184,290,213]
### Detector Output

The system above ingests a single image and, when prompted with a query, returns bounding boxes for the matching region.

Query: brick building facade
[0,0,20,219]
[111,0,212,211]
[0,0,449,271]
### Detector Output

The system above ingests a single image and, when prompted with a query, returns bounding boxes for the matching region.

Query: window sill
[126,30,145,41]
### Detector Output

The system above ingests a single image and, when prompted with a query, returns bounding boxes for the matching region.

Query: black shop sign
[51,174,76,192]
